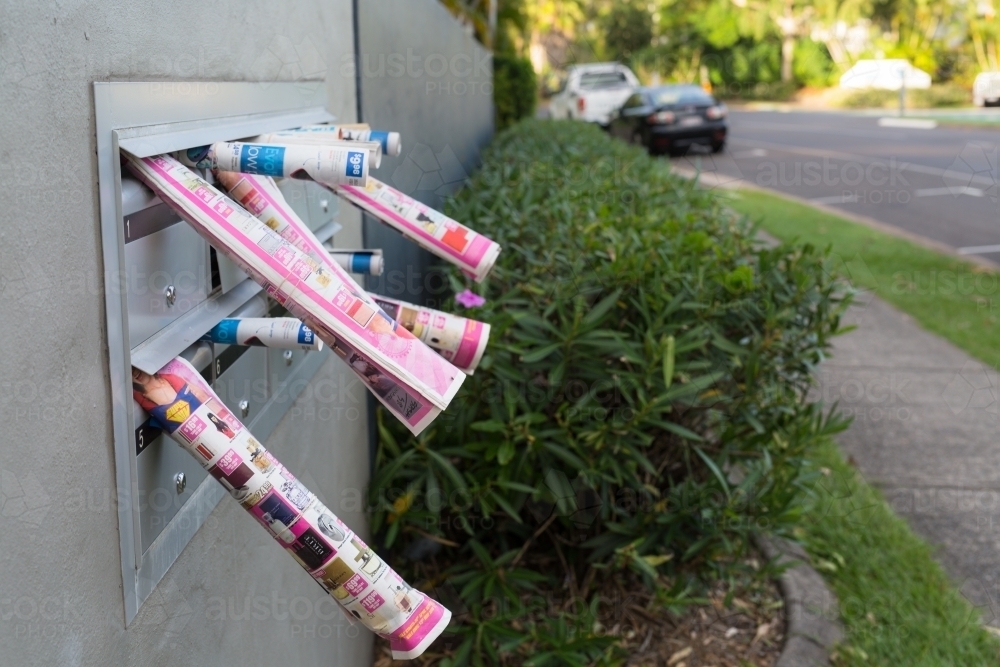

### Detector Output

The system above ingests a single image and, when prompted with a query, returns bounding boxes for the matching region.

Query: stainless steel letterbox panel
[268,347,322,409]
[214,345,268,425]
[136,430,210,554]
[305,181,337,232]
[269,346,298,390]
[124,212,211,348]
[253,347,331,443]
[95,81,336,624]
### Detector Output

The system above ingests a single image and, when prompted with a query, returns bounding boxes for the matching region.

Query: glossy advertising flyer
[258,123,402,157]
[207,169,465,434]
[250,132,384,168]
[202,317,323,351]
[177,141,369,188]
[333,177,500,283]
[124,153,464,435]
[328,250,384,276]
[370,296,489,375]
[132,357,451,659]
[215,174,488,372]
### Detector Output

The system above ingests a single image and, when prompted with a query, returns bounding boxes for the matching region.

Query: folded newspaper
[250,133,384,168]
[328,250,384,276]
[205,168,468,431]
[212,172,491,373]
[254,124,402,157]
[371,296,489,375]
[133,357,451,659]
[202,317,323,351]
[125,153,464,435]
[333,178,501,283]
[213,172,490,374]
[178,141,369,187]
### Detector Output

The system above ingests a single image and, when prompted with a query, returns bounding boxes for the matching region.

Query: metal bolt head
[174,472,187,494]
[165,285,177,306]
[239,399,249,418]
[283,349,294,366]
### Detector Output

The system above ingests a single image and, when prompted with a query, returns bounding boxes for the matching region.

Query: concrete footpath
[815,290,1000,627]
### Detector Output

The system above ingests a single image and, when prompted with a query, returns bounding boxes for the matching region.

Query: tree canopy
[442,0,996,91]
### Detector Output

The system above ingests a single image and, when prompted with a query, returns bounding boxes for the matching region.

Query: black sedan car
[609,84,728,156]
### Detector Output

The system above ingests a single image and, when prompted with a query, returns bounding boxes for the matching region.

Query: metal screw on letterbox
[239,399,250,418]
[174,472,187,494]
[165,284,177,307]
[283,349,294,366]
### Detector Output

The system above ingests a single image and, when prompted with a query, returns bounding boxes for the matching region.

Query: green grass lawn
[800,438,1000,666]
[721,188,1000,665]
[725,188,1000,368]
[930,116,1000,129]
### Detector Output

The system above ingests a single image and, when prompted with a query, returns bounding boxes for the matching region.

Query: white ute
[549,63,640,126]
[974,72,1000,107]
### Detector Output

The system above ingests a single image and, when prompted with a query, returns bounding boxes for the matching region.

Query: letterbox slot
[209,248,222,293]
[121,175,161,217]
[215,344,249,378]
[123,202,184,245]
[116,106,334,158]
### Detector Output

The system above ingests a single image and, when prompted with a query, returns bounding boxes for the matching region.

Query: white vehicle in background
[549,63,640,126]
[839,59,931,90]
[974,72,1000,106]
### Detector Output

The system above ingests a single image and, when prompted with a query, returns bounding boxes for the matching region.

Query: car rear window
[651,86,713,106]
[579,71,630,90]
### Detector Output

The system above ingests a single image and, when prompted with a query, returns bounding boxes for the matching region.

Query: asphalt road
[685,110,1000,259]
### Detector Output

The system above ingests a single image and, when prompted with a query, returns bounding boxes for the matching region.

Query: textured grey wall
[354,0,495,308]
[0,2,372,666]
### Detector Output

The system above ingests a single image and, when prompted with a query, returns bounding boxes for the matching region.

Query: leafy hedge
[493,55,537,131]
[371,120,848,664]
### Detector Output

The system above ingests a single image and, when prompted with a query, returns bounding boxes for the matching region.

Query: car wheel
[711,141,725,154]
[631,130,643,146]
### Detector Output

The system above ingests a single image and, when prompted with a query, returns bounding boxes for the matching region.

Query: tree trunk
[782,34,794,82]
[487,0,497,50]
[777,0,796,83]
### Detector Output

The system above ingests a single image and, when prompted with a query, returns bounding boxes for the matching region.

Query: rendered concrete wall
[0,2,372,666]
[354,0,495,307]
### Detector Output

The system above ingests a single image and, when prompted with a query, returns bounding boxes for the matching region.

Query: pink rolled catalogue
[333,177,500,283]
[124,153,464,436]
[213,171,490,375]
[370,295,489,375]
[133,357,451,659]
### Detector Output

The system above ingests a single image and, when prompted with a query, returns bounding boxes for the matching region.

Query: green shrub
[493,55,537,132]
[600,1,653,61]
[837,87,899,109]
[794,39,836,88]
[718,80,799,101]
[370,120,848,664]
[911,83,971,108]
[837,84,971,109]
